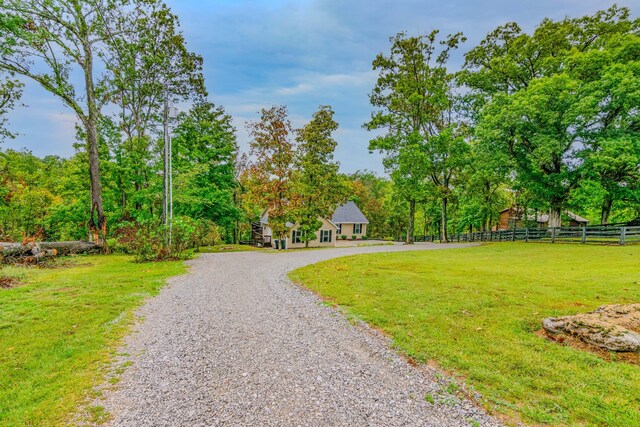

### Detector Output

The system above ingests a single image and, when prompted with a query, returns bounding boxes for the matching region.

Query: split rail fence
[411,225,640,245]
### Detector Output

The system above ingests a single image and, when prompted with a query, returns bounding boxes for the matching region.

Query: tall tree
[172,102,239,228]
[0,0,130,242]
[571,27,640,224]
[462,6,639,227]
[295,105,347,247]
[365,31,468,242]
[245,106,298,244]
[107,0,206,214]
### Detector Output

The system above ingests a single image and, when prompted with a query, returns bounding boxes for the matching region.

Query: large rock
[542,304,640,352]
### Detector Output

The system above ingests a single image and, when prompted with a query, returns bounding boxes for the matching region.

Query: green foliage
[365,31,469,242]
[464,5,640,226]
[172,102,239,229]
[294,106,348,246]
[114,217,198,262]
[347,170,391,238]
[291,244,640,425]
[341,235,347,240]
[0,77,22,142]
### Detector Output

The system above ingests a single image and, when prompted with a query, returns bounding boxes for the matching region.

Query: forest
[0,2,638,256]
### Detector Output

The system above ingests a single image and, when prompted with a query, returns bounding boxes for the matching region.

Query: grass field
[0,255,185,426]
[289,243,640,426]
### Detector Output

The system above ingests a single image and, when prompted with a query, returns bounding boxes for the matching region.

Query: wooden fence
[410,225,640,245]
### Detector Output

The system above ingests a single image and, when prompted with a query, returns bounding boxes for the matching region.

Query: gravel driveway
[100,243,502,426]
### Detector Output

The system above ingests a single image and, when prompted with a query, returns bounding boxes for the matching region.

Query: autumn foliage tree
[245,106,298,242]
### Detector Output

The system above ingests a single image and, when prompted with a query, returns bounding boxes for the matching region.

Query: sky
[4,0,639,174]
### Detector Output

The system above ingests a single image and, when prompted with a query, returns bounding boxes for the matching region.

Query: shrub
[113,217,198,262]
[341,235,347,240]
[351,235,357,240]
[362,235,368,240]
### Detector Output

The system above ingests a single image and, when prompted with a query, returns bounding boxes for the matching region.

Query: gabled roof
[259,210,338,229]
[566,211,589,224]
[331,201,369,224]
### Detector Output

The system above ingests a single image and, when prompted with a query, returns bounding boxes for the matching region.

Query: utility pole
[163,84,169,235]
[162,84,178,246]
[168,113,173,246]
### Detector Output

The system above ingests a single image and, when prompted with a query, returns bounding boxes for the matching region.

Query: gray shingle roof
[331,201,369,224]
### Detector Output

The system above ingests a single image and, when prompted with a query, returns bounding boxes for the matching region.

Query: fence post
[551,228,556,243]
[620,227,626,245]
[525,228,529,243]
[581,227,586,244]
[512,229,516,242]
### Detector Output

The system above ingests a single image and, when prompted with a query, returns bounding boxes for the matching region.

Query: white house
[258,201,369,248]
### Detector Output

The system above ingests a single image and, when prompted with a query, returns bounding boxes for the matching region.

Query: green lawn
[0,255,185,426]
[289,243,640,426]
[198,244,265,253]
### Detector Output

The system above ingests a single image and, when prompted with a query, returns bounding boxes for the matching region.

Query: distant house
[331,201,370,239]
[256,201,369,248]
[495,207,589,230]
[258,211,337,249]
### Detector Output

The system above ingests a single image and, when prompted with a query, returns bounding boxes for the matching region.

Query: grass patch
[198,244,265,253]
[289,243,640,426]
[0,255,185,426]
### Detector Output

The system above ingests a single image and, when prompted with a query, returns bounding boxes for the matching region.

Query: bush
[351,235,357,240]
[362,235,368,240]
[113,217,198,262]
[341,235,347,240]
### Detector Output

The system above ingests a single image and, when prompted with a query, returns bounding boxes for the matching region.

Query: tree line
[367,5,639,243]
[0,3,638,252]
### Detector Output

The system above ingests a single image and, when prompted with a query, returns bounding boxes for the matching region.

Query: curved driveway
[101,243,501,426]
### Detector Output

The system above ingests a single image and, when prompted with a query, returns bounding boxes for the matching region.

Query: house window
[336,224,342,234]
[353,223,362,234]
[291,230,301,244]
[320,229,332,243]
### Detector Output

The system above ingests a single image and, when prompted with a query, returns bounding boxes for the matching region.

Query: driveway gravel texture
[99,243,502,427]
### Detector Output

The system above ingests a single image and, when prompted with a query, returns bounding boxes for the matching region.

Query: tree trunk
[82,33,105,245]
[548,207,561,228]
[87,121,106,243]
[406,199,415,244]
[601,193,613,225]
[441,196,448,243]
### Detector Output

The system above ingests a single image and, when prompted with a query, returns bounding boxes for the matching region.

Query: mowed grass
[0,255,186,426]
[289,243,640,426]
[198,244,265,253]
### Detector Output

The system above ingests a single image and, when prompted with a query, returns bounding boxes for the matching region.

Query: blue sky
[4,0,639,174]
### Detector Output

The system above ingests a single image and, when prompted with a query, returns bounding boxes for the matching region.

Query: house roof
[566,211,589,224]
[331,201,369,224]
[260,210,338,229]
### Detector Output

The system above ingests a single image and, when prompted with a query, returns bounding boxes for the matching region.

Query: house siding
[336,223,368,239]
[286,217,337,248]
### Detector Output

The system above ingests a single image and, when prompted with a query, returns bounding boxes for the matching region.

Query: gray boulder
[542,304,640,352]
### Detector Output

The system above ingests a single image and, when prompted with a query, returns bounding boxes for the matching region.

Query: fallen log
[38,241,102,255]
[0,241,101,258]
